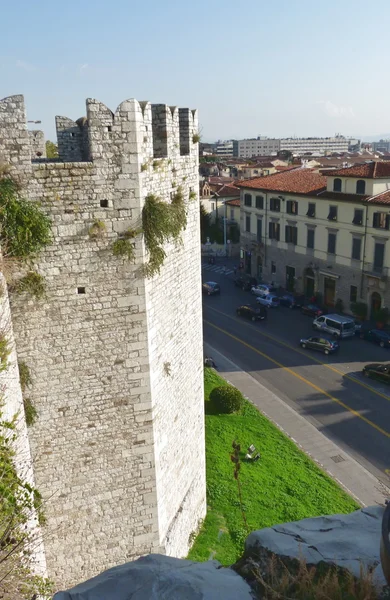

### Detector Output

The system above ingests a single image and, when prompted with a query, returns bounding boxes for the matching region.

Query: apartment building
[237,163,390,316]
[233,137,281,158]
[233,136,360,158]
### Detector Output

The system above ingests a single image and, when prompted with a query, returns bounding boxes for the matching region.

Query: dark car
[234,275,257,291]
[362,363,390,383]
[359,328,390,348]
[236,304,267,321]
[202,281,220,296]
[301,303,325,317]
[279,293,305,309]
[300,335,339,355]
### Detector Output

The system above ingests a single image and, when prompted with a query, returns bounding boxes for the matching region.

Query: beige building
[238,162,390,316]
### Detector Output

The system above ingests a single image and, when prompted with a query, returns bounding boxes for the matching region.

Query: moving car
[279,293,305,309]
[359,328,390,348]
[251,283,277,296]
[301,303,324,317]
[202,281,220,296]
[362,363,390,383]
[312,314,355,339]
[256,293,280,308]
[234,275,257,291]
[236,304,267,321]
[300,335,339,355]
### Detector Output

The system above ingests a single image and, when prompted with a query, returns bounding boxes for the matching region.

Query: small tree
[210,385,244,414]
[199,204,210,243]
[45,141,58,159]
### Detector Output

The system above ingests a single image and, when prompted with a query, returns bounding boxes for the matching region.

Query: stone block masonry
[0,95,206,589]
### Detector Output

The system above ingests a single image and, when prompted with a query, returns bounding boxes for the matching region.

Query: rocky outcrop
[53,554,254,600]
[245,505,386,588]
[53,506,390,599]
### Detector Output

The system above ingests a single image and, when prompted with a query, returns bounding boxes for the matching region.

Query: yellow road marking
[385,469,390,476]
[206,305,390,403]
[204,319,390,440]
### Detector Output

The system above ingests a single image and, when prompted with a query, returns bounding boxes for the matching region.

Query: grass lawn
[188,368,359,566]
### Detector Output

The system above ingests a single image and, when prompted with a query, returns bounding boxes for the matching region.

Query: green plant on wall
[88,220,106,239]
[192,132,201,144]
[0,177,51,259]
[189,190,197,201]
[23,397,37,427]
[18,361,32,392]
[15,271,46,299]
[0,335,10,373]
[112,239,135,260]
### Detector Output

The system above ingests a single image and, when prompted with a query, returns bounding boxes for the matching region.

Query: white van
[312,314,355,339]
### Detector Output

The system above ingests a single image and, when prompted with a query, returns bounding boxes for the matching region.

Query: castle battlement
[0,94,205,589]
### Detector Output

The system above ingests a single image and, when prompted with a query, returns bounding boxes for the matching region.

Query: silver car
[256,293,280,308]
[251,284,273,296]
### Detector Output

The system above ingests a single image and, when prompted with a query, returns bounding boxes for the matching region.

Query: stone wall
[0,95,205,588]
[29,129,46,158]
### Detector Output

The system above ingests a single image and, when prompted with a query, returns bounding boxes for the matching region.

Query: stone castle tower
[0,95,206,588]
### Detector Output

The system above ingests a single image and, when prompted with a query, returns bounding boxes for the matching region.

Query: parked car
[251,283,277,296]
[279,293,305,309]
[362,363,390,383]
[202,281,220,296]
[301,303,324,317]
[312,314,355,339]
[256,293,280,308]
[236,304,267,321]
[359,328,390,348]
[300,335,339,355]
[234,275,257,291]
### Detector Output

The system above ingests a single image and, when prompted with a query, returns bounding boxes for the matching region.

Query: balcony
[363,263,389,279]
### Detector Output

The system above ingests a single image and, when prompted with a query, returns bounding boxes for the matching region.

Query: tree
[199,204,210,243]
[45,141,58,159]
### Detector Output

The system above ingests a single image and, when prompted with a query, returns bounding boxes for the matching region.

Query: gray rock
[245,505,386,588]
[53,554,254,600]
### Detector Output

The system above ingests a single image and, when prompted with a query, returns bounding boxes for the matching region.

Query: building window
[373,212,390,229]
[285,225,298,245]
[350,285,358,303]
[286,200,298,215]
[327,205,338,221]
[351,237,362,261]
[255,195,264,209]
[333,178,342,192]
[257,219,262,242]
[230,209,235,220]
[244,193,252,207]
[270,197,281,212]
[269,221,280,240]
[286,266,295,291]
[374,242,385,272]
[271,261,276,274]
[306,203,316,218]
[327,232,336,254]
[245,215,251,232]
[307,228,315,249]
[356,180,366,194]
[353,208,363,226]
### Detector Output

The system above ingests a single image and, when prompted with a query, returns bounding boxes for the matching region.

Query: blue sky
[2,0,390,142]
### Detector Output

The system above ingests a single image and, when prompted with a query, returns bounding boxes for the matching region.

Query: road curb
[205,342,390,507]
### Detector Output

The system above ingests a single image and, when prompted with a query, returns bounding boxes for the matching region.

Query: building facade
[233,137,281,158]
[234,136,360,158]
[0,95,206,588]
[238,163,390,316]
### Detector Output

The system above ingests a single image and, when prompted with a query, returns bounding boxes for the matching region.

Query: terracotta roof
[214,183,240,197]
[235,168,327,195]
[367,190,390,205]
[207,176,235,185]
[274,165,298,172]
[328,162,390,178]
[224,198,240,206]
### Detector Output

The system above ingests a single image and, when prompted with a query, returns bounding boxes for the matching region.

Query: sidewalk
[205,342,390,507]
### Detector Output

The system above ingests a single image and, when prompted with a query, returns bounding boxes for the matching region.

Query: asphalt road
[202,263,390,488]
